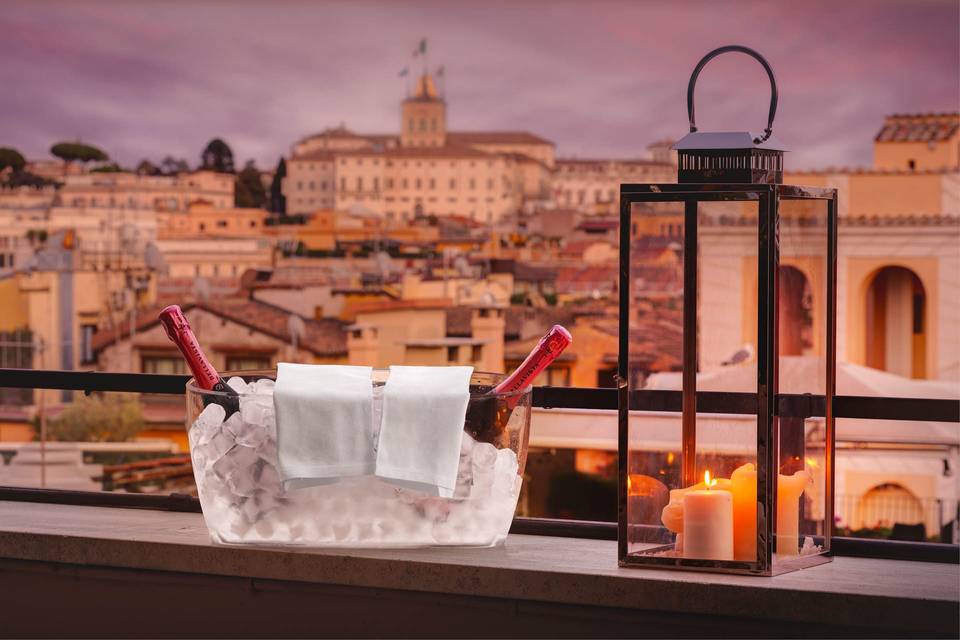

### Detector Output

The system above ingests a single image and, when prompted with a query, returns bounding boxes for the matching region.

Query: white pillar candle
[683,472,734,560]
[776,469,812,556]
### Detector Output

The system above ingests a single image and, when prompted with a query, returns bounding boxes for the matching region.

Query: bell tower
[401,73,446,148]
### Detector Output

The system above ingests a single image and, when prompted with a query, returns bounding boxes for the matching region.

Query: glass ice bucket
[185,369,531,548]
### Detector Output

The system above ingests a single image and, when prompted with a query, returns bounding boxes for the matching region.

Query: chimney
[347,325,379,366]
[470,306,505,373]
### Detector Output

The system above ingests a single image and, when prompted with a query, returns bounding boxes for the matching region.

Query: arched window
[779,266,813,356]
[865,266,926,378]
[854,483,925,533]
[420,119,426,131]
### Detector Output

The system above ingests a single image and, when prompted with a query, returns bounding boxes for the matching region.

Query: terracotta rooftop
[554,265,618,294]
[346,297,452,320]
[239,267,351,290]
[875,113,959,143]
[445,305,579,342]
[92,299,347,357]
[575,218,619,232]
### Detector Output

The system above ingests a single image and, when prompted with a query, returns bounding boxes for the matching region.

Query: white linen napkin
[375,365,473,498]
[273,363,375,491]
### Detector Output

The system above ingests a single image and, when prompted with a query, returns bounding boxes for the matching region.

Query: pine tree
[269,157,287,214]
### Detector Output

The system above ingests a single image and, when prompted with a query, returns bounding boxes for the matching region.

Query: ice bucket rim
[185,368,531,401]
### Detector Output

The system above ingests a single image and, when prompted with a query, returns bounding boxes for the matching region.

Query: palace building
[283,73,555,223]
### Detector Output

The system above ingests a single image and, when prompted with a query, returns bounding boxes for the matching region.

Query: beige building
[155,237,273,279]
[553,142,676,216]
[0,231,156,415]
[157,202,266,238]
[345,299,505,373]
[872,112,959,171]
[283,73,555,223]
[54,170,234,212]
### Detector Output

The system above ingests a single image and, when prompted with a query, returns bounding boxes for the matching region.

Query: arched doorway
[865,266,926,378]
[855,483,925,531]
[779,266,813,356]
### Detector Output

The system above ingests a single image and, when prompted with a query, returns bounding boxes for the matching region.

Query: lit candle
[683,471,734,560]
[730,462,757,561]
[661,477,732,553]
[777,469,812,556]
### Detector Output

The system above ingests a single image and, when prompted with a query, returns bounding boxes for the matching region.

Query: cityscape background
[0,0,957,545]
[2,0,959,168]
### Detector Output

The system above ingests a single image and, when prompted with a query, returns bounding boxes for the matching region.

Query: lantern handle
[687,45,778,145]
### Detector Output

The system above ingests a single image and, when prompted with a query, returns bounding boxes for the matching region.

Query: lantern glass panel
[621,186,836,575]
[625,198,761,567]
[772,195,832,569]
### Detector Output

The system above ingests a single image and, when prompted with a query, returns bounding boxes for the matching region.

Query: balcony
[0,370,956,637]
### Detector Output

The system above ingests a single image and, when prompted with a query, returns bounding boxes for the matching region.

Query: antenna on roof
[288,314,305,355]
[192,277,212,302]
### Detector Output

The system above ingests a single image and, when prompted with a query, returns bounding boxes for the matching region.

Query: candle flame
[704,470,717,489]
[806,457,819,469]
[667,452,675,465]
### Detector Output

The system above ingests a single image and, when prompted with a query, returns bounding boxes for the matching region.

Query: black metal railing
[0,368,957,564]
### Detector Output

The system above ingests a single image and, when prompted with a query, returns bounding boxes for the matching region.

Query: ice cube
[492,448,519,495]
[472,442,498,467]
[256,459,282,494]
[212,444,261,497]
[226,376,249,394]
[249,378,275,396]
[471,443,498,498]
[460,432,477,456]
[221,411,244,439]
[235,398,272,448]
[193,427,234,470]
[194,403,226,433]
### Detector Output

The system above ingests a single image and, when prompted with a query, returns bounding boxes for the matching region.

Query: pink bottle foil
[158,304,222,391]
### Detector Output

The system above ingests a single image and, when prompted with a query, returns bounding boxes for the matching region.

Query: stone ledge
[0,501,956,635]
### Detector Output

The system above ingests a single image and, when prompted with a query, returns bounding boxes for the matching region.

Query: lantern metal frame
[617,46,838,576]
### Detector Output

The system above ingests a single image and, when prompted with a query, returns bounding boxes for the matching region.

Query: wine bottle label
[159,305,222,391]
[495,325,572,394]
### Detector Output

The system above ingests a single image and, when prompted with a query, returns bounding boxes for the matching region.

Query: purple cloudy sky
[2,0,957,170]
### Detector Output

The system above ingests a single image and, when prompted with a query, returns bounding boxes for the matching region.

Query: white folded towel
[273,363,375,491]
[375,365,473,498]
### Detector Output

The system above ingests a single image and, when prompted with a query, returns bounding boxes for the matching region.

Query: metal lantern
[618,45,837,576]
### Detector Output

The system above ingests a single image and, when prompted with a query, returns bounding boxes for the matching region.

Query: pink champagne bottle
[466,324,572,443]
[158,305,239,413]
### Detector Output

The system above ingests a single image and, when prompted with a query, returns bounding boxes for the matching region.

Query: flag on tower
[436,65,445,77]
[412,38,427,57]
[398,67,409,77]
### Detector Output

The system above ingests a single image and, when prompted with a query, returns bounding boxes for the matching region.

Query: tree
[90,162,125,173]
[160,155,190,175]
[0,147,26,173]
[200,138,235,173]
[50,141,109,176]
[136,159,161,176]
[5,171,54,190]
[269,157,287,214]
[39,394,143,442]
[235,159,267,208]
